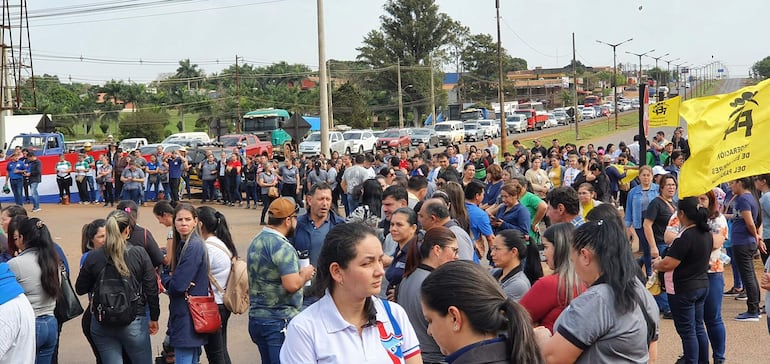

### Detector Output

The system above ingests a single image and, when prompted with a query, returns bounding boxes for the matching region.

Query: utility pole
[572,33,579,140]
[496,0,506,155]
[429,55,436,129]
[626,49,655,84]
[316,0,330,154]
[327,60,334,129]
[644,52,669,87]
[674,62,686,98]
[235,55,241,133]
[663,57,680,87]
[596,37,632,130]
[397,57,404,129]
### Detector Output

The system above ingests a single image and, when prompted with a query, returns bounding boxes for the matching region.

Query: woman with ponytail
[7,216,62,364]
[197,206,237,364]
[490,229,531,301]
[653,196,713,363]
[397,226,459,364]
[75,210,160,363]
[420,260,544,364]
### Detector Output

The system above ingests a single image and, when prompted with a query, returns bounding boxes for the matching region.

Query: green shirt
[247,227,302,319]
[520,192,544,244]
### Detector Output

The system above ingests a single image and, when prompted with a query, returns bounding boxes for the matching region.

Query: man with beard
[247,197,316,363]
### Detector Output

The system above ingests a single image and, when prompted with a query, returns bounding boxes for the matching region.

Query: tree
[752,56,770,79]
[332,82,372,129]
[119,109,170,142]
[460,33,526,102]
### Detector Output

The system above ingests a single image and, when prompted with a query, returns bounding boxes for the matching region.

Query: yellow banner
[679,79,770,197]
[649,96,681,127]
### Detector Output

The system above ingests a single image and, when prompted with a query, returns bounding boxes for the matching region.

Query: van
[434,121,464,146]
[162,132,211,145]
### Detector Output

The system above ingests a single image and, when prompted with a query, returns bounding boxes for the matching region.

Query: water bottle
[298,250,311,287]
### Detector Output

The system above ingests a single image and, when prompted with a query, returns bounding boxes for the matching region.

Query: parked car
[505,115,527,133]
[343,130,377,155]
[410,128,439,148]
[434,121,464,146]
[139,143,182,157]
[463,123,485,141]
[299,131,348,156]
[477,120,499,138]
[218,134,274,159]
[545,113,558,128]
[377,128,411,151]
[118,137,148,152]
[581,108,596,119]
[552,110,569,125]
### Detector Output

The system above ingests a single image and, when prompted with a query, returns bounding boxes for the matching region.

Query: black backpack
[92,251,141,327]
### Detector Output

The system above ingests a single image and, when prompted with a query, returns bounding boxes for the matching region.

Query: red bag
[185,287,221,334]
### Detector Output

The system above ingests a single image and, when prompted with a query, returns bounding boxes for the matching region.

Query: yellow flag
[679,78,770,197]
[649,96,681,127]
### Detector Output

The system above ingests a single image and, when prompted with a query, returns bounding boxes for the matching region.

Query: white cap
[652,165,667,176]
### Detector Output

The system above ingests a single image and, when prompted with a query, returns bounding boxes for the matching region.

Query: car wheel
[346,147,351,155]
[358,146,364,155]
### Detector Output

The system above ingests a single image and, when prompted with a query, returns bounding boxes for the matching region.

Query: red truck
[218,134,274,159]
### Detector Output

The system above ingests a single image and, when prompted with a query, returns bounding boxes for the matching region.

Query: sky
[22,0,766,85]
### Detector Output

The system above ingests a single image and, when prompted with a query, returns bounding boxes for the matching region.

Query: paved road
[56,78,766,363]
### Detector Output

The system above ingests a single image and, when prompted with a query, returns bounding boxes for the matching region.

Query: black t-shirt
[666,227,711,292]
[644,197,676,245]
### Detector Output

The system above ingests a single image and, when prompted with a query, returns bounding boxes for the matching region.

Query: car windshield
[139,146,159,155]
[381,131,399,138]
[479,121,491,126]
[514,111,532,118]
[343,132,361,140]
[305,133,321,142]
[434,124,452,131]
[412,129,430,135]
[219,136,241,147]
[465,124,478,129]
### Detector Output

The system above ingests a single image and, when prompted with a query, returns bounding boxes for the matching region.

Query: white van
[434,121,464,146]
[162,132,211,145]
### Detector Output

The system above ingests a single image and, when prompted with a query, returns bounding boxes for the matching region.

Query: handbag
[268,186,279,198]
[54,264,84,323]
[645,271,661,296]
[185,247,221,334]
[76,175,86,183]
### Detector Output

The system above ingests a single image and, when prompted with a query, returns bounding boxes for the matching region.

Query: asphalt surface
[54,78,768,364]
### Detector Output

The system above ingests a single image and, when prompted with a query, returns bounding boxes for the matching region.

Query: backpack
[92,251,141,327]
[207,242,249,314]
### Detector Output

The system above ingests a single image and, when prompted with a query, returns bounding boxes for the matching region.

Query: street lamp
[673,62,687,98]
[663,57,680,87]
[596,37,633,129]
[644,52,669,86]
[625,49,655,84]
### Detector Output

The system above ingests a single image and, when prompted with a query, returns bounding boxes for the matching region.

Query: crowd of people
[1,125,769,364]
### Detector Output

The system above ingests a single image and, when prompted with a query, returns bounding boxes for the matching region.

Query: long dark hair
[81,218,106,254]
[421,261,544,363]
[116,200,139,229]
[312,223,378,326]
[3,205,27,253]
[13,217,61,298]
[404,226,456,278]
[572,219,639,314]
[170,203,200,272]
[678,196,710,232]
[197,206,238,257]
[360,179,383,218]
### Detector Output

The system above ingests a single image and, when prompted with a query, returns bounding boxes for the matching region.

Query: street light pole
[596,37,633,129]
[625,49,655,84]
[673,62,686,98]
[397,57,404,129]
[496,0,507,154]
[645,52,669,87]
[663,57,680,87]
[316,0,330,155]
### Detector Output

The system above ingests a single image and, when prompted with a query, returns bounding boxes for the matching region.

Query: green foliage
[99,123,109,134]
[559,90,573,106]
[752,56,770,79]
[119,110,170,142]
[333,82,372,129]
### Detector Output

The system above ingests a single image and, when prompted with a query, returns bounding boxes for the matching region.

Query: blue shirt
[168,157,183,178]
[483,180,503,206]
[494,203,531,234]
[731,192,758,245]
[466,202,493,240]
[0,262,24,305]
[6,160,24,180]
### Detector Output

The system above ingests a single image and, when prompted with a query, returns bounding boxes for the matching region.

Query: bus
[583,95,602,107]
[514,102,548,130]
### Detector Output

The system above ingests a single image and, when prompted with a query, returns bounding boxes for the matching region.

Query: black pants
[733,243,760,314]
[23,176,29,202]
[260,194,277,223]
[281,183,297,202]
[218,176,230,203]
[57,176,72,201]
[103,182,115,205]
[203,304,232,364]
[76,177,90,202]
[169,178,180,202]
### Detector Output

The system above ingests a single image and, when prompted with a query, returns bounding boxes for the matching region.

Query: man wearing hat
[167,150,185,202]
[82,143,98,203]
[247,197,315,363]
[531,139,547,158]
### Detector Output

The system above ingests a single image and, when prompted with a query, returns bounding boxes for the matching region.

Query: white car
[343,130,377,155]
[581,108,596,119]
[545,113,558,128]
[299,131,347,156]
[477,120,499,138]
[505,115,527,133]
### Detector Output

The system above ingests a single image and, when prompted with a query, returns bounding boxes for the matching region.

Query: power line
[501,18,562,59]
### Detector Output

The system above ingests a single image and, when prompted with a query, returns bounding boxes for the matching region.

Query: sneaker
[662,311,674,320]
[735,312,760,322]
[31,208,41,212]
[736,292,748,301]
[724,287,744,296]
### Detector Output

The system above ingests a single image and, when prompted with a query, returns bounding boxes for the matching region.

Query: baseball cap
[268,197,298,219]
[178,146,187,152]
[652,165,667,176]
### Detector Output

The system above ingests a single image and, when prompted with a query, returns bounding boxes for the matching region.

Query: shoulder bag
[186,247,221,334]
[54,264,84,322]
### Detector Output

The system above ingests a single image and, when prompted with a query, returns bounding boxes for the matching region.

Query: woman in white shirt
[197,206,237,364]
[280,223,423,364]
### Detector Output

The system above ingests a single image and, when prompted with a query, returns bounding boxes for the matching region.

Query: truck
[217,134,274,159]
[0,114,50,151]
[514,102,549,130]
[242,108,310,159]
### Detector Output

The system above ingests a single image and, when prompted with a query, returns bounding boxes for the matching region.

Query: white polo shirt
[280,293,421,363]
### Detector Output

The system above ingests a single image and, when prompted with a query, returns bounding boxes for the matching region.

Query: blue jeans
[248,317,287,364]
[203,179,216,201]
[347,193,359,212]
[636,228,653,276]
[35,314,57,364]
[726,246,743,289]
[175,346,202,364]
[90,315,152,364]
[86,175,97,202]
[705,272,726,361]
[30,181,40,209]
[668,287,709,364]
[123,188,141,206]
[10,178,24,206]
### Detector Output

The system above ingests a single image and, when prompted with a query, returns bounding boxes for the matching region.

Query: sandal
[724,287,744,296]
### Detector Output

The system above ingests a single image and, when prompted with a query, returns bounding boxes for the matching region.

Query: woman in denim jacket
[624,165,659,277]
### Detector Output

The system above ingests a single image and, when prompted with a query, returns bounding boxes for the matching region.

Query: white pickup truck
[299,131,349,156]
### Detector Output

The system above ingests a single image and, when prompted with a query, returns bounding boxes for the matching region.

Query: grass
[63,109,203,142]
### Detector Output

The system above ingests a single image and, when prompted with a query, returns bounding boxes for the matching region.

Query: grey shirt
[279,165,298,185]
[554,279,659,364]
[200,160,218,181]
[259,172,277,195]
[121,168,145,190]
[396,267,444,363]
[8,248,57,317]
[492,267,530,301]
[445,223,475,262]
